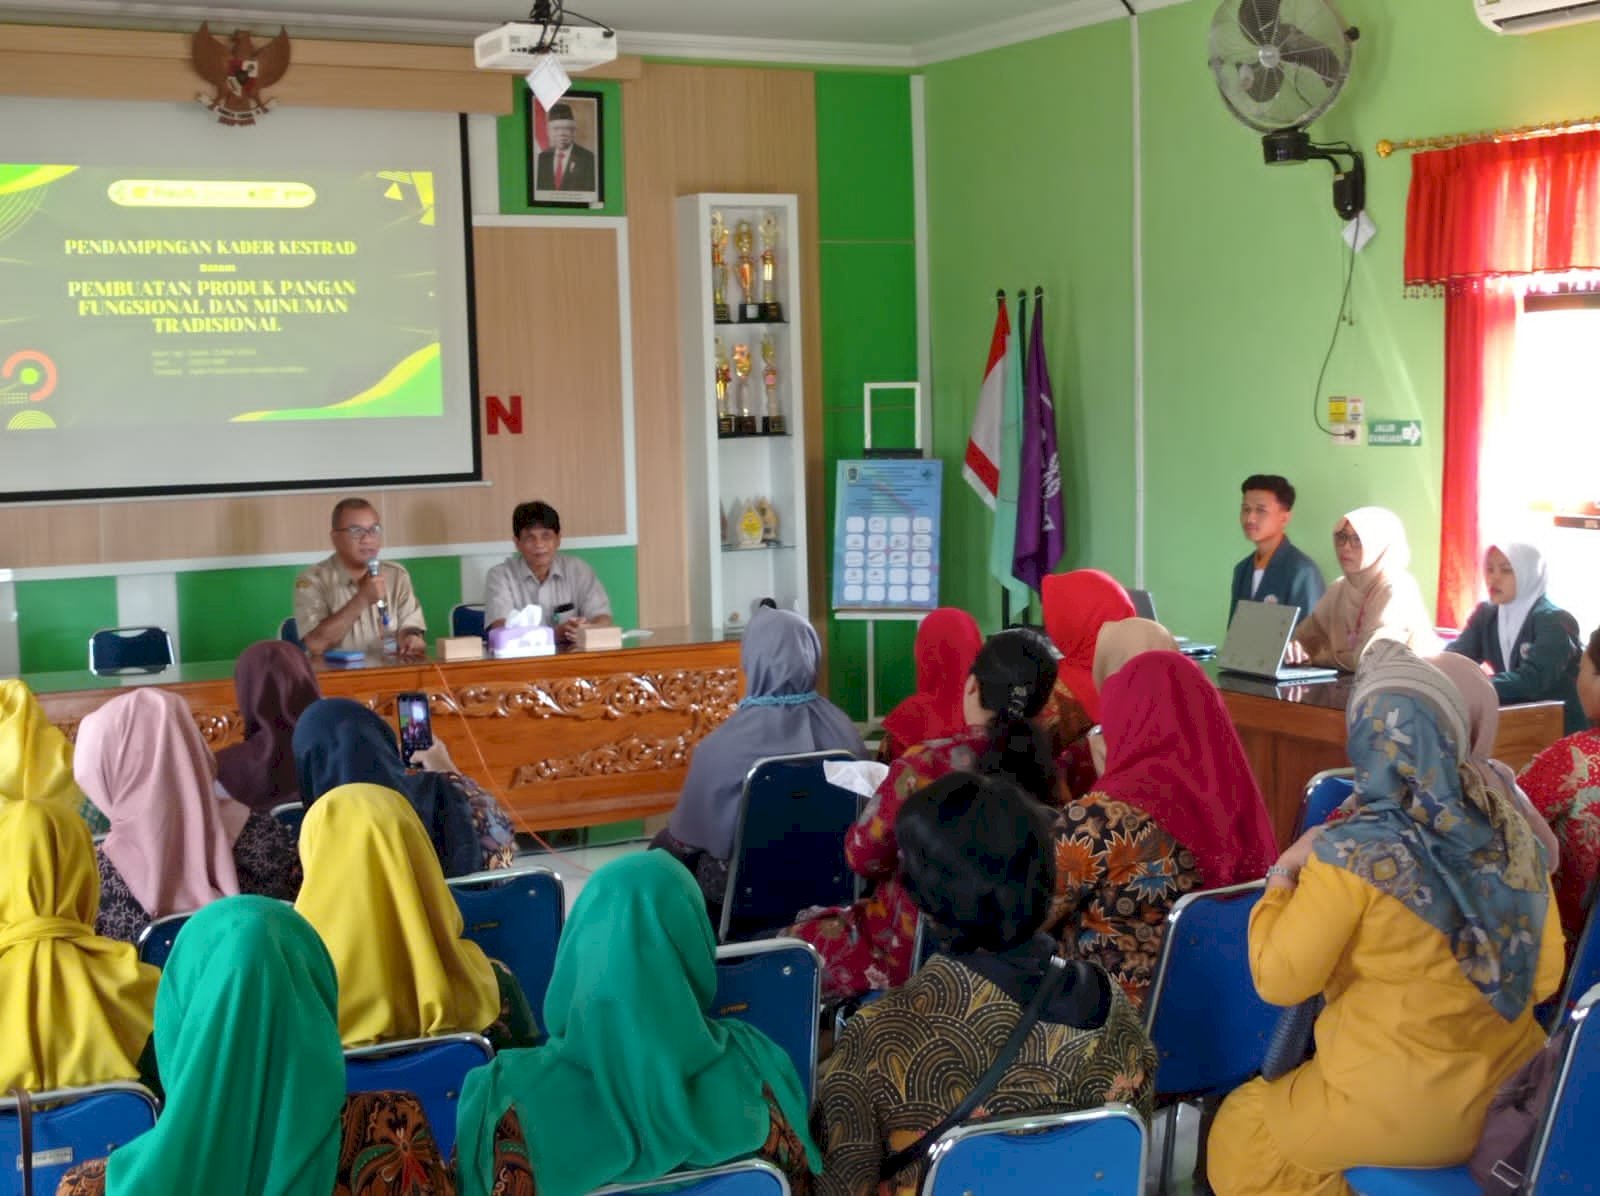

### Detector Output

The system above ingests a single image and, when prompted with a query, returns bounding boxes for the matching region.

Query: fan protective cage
[1209,0,1355,134]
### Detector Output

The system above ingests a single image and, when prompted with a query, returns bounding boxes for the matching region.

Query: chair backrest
[1144,881,1277,1100]
[135,911,192,968]
[344,1033,493,1163]
[449,863,565,1042]
[0,1082,158,1196]
[719,750,861,943]
[911,913,939,974]
[269,801,306,839]
[592,1158,791,1196]
[921,1104,1147,1196]
[1528,989,1599,1193]
[87,626,174,675]
[1296,768,1355,837]
[451,603,487,640]
[279,616,301,646]
[1555,896,1600,1026]
[712,938,822,1103]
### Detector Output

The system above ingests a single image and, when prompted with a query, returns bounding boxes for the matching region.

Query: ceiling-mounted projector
[474,22,617,73]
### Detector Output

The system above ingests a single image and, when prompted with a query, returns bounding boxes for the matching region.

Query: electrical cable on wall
[1312,231,1359,439]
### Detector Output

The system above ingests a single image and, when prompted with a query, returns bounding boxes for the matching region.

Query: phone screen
[397,692,433,761]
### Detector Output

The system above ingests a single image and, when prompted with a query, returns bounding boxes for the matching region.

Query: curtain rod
[1377,114,1600,158]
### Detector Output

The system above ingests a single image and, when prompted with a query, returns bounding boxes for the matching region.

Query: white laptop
[1218,599,1340,683]
[1129,589,1216,658]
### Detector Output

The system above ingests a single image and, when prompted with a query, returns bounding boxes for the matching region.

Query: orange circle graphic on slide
[2,350,56,402]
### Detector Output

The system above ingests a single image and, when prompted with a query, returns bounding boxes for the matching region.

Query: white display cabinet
[676,193,808,633]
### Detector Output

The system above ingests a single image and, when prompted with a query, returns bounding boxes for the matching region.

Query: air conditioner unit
[1475,0,1600,33]
[474,22,617,72]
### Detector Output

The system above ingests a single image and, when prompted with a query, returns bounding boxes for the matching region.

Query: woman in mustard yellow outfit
[1208,643,1564,1196]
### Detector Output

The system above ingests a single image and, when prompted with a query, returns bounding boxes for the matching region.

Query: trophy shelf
[677,192,808,635]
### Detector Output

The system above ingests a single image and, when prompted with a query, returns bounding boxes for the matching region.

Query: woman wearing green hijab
[455,852,822,1196]
[56,896,456,1196]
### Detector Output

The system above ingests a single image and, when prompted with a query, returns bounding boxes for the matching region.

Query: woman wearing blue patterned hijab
[1206,640,1563,1196]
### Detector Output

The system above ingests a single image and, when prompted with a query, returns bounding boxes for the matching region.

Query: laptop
[1218,599,1340,683]
[1128,589,1216,658]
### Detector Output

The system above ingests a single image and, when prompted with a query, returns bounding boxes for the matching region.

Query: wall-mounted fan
[1208,0,1365,220]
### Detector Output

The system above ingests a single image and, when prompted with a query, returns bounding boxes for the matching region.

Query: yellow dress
[1208,858,1564,1196]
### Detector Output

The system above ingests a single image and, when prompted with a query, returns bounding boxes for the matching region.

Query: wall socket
[1328,395,1363,445]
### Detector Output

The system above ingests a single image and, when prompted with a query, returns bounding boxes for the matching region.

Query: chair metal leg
[1156,1102,1179,1196]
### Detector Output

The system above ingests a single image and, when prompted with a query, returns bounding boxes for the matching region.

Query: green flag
[988,298,1030,612]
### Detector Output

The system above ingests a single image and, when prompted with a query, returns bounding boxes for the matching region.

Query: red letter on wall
[486,394,523,436]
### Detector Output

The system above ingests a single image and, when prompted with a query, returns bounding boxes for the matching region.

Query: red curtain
[1406,130,1600,625]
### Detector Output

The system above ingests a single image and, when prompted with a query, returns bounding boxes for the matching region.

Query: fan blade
[1236,0,1283,46]
[1240,62,1285,104]
[1277,26,1342,86]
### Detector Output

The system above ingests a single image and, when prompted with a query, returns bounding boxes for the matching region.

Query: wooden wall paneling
[95,492,345,562]
[622,63,823,628]
[0,505,101,569]
[388,225,628,542]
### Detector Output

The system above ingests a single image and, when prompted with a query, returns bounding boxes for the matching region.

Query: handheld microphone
[367,558,391,628]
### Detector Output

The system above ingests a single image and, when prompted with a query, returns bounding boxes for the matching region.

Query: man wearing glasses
[294,497,427,658]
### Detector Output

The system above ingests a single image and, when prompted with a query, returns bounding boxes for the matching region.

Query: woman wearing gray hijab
[652,608,865,914]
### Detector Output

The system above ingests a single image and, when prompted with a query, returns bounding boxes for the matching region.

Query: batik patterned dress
[1519,727,1600,944]
[814,955,1156,1196]
[56,1092,454,1196]
[1048,794,1204,1008]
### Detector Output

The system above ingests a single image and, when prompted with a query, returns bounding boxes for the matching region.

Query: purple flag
[1012,296,1066,592]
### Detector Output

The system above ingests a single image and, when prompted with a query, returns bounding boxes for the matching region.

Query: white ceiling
[0,0,1191,65]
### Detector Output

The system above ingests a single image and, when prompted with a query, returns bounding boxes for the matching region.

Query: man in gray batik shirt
[484,500,613,647]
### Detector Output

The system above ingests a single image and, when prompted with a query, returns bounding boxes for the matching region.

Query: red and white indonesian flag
[962,301,1009,510]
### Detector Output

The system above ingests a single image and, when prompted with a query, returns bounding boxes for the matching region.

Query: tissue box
[489,623,556,659]
[576,624,624,652]
[436,635,485,662]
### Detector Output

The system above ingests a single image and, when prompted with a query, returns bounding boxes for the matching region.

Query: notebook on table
[1218,599,1340,683]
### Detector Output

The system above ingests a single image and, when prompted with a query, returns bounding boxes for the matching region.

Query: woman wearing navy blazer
[1445,541,1585,733]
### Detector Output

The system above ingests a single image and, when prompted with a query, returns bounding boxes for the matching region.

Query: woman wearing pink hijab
[73,688,301,945]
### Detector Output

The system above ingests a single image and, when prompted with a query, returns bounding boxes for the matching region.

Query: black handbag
[10,1087,35,1196]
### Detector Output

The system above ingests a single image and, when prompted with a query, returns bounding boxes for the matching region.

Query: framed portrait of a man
[526,89,604,208]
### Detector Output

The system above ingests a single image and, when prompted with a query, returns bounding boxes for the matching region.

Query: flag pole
[995,288,1011,629]
[1014,288,1031,626]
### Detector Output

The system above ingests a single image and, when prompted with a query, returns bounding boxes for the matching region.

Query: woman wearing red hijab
[1048,651,1277,1007]
[1040,570,1137,793]
[877,609,983,764]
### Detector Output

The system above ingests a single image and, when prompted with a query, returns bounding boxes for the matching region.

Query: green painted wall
[14,578,117,674]
[177,565,305,662]
[922,23,1138,631]
[922,0,1600,646]
[815,72,921,720]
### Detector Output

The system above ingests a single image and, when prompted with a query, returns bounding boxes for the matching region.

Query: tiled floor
[516,837,645,906]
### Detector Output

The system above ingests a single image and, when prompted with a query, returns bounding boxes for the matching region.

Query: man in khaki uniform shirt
[294,497,427,658]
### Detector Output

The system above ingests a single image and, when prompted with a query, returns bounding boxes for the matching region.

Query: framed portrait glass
[526,88,605,209]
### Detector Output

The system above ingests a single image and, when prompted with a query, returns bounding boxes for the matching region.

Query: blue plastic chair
[279,616,301,646]
[1297,767,1354,836]
[1554,893,1600,1025]
[451,603,487,639]
[712,938,823,1103]
[920,1104,1147,1196]
[87,626,174,675]
[1347,990,1598,1194]
[719,750,861,943]
[269,801,305,839]
[593,1158,791,1196]
[1143,880,1276,1193]
[0,1082,158,1196]
[449,863,565,1041]
[344,1033,493,1162]
[135,911,192,968]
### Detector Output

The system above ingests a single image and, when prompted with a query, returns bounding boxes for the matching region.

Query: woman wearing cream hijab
[0,801,158,1091]
[295,783,536,1049]
[1289,507,1436,671]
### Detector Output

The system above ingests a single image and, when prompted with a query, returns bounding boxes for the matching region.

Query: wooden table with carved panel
[26,627,744,831]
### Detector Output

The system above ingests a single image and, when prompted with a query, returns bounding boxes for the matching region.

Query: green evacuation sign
[1369,419,1423,447]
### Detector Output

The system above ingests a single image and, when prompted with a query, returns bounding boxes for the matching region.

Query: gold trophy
[713,336,734,438]
[757,496,780,545]
[759,213,784,321]
[710,211,731,324]
[732,342,758,436]
[760,333,785,435]
[734,219,761,323]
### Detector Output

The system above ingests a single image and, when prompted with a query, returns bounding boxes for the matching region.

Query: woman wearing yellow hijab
[0,680,95,823]
[0,801,158,1092]
[295,783,537,1049]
